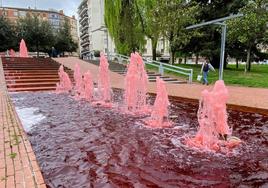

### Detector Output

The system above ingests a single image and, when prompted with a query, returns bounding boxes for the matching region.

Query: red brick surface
[0,58,46,188]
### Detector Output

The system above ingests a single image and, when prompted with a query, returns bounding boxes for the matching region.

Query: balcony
[81,40,90,47]
[79,15,88,24]
[79,7,88,16]
[80,31,89,39]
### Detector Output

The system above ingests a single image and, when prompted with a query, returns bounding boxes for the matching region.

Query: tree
[105,0,146,55]
[157,0,198,64]
[228,0,268,72]
[17,14,54,57]
[135,0,162,60]
[54,18,78,55]
[0,16,18,51]
[189,0,247,68]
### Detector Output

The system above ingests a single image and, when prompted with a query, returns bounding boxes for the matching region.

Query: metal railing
[109,53,193,83]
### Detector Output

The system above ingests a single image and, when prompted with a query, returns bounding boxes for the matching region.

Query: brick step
[6,78,60,83]
[4,70,72,74]
[7,82,57,88]
[4,67,59,71]
[5,75,73,80]
[8,86,56,92]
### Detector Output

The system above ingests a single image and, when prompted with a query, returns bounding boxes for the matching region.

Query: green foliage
[227,0,268,71]
[17,15,54,56]
[135,0,161,60]
[0,16,18,51]
[54,18,78,54]
[94,50,100,57]
[105,0,146,55]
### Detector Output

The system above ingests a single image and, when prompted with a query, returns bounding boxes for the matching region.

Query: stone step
[149,78,178,82]
[166,80,187,84]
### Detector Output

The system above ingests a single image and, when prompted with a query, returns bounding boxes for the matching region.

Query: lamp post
[91,25,109,61]
[186,14,243,80]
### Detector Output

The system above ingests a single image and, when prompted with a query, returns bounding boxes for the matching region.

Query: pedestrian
[200,60,215,85]
[51,47,57,58]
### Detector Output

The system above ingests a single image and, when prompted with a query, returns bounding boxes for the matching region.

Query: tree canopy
[104,0,268,71]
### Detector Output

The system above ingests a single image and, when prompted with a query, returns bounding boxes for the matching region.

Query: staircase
[86,60,185,84]
[1,57,73,92]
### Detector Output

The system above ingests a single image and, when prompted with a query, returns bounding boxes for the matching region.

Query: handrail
[109,53,193,84]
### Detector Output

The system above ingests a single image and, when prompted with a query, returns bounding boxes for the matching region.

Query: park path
[0,58,46,188]
[55,57,268,114]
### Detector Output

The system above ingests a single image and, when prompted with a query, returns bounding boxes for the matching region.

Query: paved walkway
[55,57,268,115]
[0,58,46,188]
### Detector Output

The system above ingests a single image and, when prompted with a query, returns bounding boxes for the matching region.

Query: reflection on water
[15,107,46,132]
[11,91,268,188]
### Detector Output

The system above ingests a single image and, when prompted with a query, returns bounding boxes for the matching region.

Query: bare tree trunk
[195,54,199,65]
[152,39,157,61]
[184,56,187,64]
[236,59,239,69]
[245,47,251,73]
[171,50,175,65]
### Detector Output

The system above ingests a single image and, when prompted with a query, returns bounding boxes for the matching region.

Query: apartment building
[78,0,170,59]
[78,0,116,58]
[0,7,79,45]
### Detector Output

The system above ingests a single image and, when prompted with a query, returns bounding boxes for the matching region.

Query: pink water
[19,39,29,58]
[188,80,240,152]
[82,71,94,102]
[96,53,111,105]
[124,52,149,113]
[56,65,72,93]
[9,49,16,57]
[146,77,171,128]
[74,63,83,99]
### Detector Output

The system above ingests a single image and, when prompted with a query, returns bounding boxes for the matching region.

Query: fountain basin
[11,90,268,188]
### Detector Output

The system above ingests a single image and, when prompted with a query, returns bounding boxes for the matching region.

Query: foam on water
[15,107,46,132]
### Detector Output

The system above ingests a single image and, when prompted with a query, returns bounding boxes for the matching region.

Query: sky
[1,0,81,18]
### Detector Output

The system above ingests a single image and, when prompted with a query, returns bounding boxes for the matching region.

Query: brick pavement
[0,58,46,188]
[55,57,268,115]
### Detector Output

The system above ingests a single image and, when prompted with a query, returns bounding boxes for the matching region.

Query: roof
[0,6,77,20]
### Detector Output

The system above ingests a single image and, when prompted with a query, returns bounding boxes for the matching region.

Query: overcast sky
[1,0,81,18]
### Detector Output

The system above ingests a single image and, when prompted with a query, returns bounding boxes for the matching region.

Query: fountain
[9,49,16,57]
[82,71,94,102]
[74,63,83,99]
[124,52,149,113]
[56,65,72,93]
[187,80,241,151]
[95,53,111,106]
[146,77,171,128]
[19,39,29,58]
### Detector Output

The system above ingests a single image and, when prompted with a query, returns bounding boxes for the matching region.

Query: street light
[91,25,109,61]
[186,14,243,80]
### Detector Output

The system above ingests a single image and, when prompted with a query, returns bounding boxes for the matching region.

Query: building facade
[78,0,116,59]
[0,7,79,45]
[78,0,170,59]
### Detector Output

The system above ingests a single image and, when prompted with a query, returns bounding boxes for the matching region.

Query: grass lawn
[146,63,268,88]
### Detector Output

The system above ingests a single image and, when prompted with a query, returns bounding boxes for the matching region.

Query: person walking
[200,60,215,85]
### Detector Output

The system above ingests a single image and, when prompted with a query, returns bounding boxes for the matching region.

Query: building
[78,0,170,60]
[0,7,79,46]
[78,0,116,59]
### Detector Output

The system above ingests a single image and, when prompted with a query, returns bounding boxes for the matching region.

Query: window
[19,11,26,17]
[13,11,18,17]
